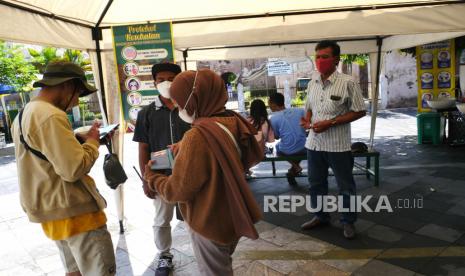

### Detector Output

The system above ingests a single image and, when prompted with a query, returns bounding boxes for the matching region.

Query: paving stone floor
[1,108,464,275]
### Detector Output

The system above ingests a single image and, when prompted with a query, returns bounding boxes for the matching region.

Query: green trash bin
[417,112,444,145]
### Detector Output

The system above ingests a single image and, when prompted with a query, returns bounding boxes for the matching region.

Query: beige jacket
[11,99,106,223]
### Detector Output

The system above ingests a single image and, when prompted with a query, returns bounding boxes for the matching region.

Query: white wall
[380,51,418,109]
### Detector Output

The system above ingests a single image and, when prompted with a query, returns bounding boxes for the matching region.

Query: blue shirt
[269,108,307,155]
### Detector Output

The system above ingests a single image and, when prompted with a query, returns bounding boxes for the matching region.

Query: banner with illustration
[112,22,175,131]
[417,39,455,112]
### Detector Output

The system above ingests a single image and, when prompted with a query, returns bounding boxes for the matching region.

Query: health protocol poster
[112,23,175,131]
[416,39,455,112]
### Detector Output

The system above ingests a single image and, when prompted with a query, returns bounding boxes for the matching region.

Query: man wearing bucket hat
[133,62,190,276]
[12,61,116,275]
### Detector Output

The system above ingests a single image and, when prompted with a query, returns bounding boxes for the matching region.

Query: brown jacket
[149,116,262,245]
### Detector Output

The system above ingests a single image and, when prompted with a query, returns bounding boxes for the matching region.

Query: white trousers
[153,197,176,254]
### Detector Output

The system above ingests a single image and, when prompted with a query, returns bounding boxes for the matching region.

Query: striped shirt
[304,71,365,152]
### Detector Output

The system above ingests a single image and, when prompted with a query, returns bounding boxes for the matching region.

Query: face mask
[177,71,199,123]
[316,57,336,75]
[178,108,195,123]
[156,81,172,99]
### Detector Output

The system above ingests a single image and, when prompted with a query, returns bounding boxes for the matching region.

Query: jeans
[307,150,357,224]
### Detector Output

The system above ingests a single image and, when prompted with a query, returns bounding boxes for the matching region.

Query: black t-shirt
[133,96,191,153]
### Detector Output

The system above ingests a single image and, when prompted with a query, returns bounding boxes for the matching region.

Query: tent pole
[94,0,128,235]
[183,50,188,71]
[369,36,383,149]
[92,28,108,118]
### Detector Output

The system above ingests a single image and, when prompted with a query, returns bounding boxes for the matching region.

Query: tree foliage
[28,47,92,73]
[28,47,61,74]
[340,54,369,66]
[0,41,38,92]
[63,49,92,71]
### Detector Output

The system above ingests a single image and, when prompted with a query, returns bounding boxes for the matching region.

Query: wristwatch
[330,118,337,126]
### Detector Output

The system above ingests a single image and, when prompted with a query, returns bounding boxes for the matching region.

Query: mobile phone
[99,124,120,140]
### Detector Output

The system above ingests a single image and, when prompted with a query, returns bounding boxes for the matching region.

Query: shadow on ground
[250,135,465,275]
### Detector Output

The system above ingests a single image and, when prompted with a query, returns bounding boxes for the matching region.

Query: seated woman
[248,99,275,151]
[144,69,263,276]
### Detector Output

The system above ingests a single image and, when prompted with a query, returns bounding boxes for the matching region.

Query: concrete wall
[380,51,418,109]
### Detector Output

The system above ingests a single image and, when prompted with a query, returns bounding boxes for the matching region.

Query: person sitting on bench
[268,93,307,177]
[248,99,275,151]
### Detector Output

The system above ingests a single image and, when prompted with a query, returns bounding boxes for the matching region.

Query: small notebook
[150,149,175,170]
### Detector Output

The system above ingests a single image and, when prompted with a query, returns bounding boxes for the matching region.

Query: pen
[133,166,143,181]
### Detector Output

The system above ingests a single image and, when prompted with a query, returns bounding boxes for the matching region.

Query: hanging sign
[267,58,293,76]
[112,22,175,131]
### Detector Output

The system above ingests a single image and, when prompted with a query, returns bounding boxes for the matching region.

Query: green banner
[112,22,174,131]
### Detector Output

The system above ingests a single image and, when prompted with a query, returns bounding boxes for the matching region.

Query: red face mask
[316,58,336,75]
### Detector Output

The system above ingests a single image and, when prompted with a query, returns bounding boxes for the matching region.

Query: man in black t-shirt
[132,63,190,276]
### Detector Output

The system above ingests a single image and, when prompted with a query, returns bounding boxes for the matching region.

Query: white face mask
[156,81,172,99]
[178,108,195,123]
[177,71,199,124]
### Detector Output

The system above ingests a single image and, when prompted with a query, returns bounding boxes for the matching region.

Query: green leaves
[0,42,38,92]
[28,47,92,73]
[340,54,369,65]
[0,42,93,93]
[62,49,92,71]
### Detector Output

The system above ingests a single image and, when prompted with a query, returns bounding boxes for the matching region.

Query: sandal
[286,167,303,177]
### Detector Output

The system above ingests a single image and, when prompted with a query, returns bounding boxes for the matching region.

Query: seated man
[268,93,307,176]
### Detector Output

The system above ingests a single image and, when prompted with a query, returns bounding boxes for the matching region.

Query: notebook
[150,149,175,170]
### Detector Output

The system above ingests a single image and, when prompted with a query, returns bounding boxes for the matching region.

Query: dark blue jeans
[307,150,357,224]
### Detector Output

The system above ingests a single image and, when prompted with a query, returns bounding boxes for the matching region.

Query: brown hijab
[171,69,263,240]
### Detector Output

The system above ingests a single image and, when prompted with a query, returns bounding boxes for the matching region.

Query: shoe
[300,217,330,230]
[155,254,173,276]
[343,224,356,239]
[286,167,303,177]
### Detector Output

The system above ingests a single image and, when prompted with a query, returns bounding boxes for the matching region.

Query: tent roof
[2,0,454,26]
[1,0,465,59]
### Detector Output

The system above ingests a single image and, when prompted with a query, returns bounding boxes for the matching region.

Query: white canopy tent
[2,0,465,231]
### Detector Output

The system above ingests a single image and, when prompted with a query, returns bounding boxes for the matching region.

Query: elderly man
[12,61,116,275]
[300,40,366,239]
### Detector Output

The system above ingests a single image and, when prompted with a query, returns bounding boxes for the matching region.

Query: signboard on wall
[416,39,456,112]
[267,58,293,76]
[112,22,175,131]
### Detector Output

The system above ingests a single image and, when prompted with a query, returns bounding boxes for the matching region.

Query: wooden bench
[255,150,380,186]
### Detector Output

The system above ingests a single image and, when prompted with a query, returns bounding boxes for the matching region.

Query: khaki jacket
[12,99,106,223]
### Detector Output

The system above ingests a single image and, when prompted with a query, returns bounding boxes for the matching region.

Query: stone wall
[380,51,418,109]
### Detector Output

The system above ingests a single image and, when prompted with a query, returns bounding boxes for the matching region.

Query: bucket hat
[33,61,97,97]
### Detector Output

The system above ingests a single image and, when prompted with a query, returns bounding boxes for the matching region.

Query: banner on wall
[416,39,455,112]
[112,23,175,131]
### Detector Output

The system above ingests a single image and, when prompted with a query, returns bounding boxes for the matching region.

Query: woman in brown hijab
[144,69,263,276]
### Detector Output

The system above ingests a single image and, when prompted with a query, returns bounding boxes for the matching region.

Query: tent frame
[1,0,462,121]
[2,0,463,233]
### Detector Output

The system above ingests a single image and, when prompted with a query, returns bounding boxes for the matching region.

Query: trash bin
[417,112,444,145]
